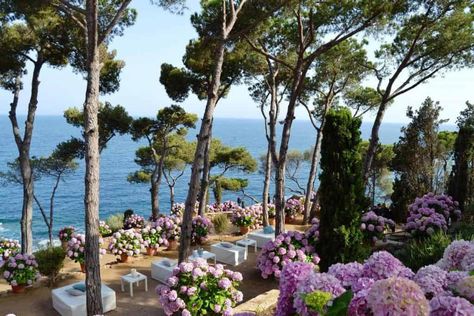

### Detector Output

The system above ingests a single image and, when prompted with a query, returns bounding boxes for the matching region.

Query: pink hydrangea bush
[108,229,144,257]
[156,258,243,315]
[124,214,145,229]
[413,265,448,297]
[430,295,474,315]
[231,207,256,228]
[405,193,461,237]
[58,226,75,242]
[293,271,346,316]
[99,221,112,237]
[257,231,319,279]
[153,215,181,246]
[366,277,429,315]
[276,262,316,316]
[0,239,20,260]
[360,211,395,243]
[328,262,364,288]
[0,253,40,287]
[66,233,106,264]
[305,218,319,246]
[285,198,303,219]
[141,226,164,249]
[436,239,474,271]
[191,216,213,245]
[362,251,414,280]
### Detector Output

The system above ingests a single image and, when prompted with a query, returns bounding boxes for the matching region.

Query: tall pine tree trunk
[262,145,271,227]
[198,121,212,216]
[179,42,226,262]
[169,185,175,210]
[150,170,159,220]
[303,128,324,224]
[84,1,103,314]
[9,61,42,254]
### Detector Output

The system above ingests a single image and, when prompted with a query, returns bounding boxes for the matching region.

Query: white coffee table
[188,251,216,264]
[120,272,148,297]
[236,238,257,253]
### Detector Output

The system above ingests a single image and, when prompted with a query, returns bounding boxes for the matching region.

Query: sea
[0,115,456,248]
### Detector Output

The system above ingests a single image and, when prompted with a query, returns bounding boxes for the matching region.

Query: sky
[0,2,473,124]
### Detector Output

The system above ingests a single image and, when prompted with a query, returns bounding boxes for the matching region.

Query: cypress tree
[318,107,368,270]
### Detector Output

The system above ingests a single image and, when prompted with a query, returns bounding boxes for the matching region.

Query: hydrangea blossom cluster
[405,193,461,237]
[108,229,144,257]
[141,226,164,249]
[413,265,448,297]
[362,251,414,280]
[294,271,345,316]
[0,239,20,260]
[191,216,212,245]
[305,218,319,246]
[99,221,112,236]
[328,262,364,288]
[267,203,276,218]
[153,215,181,244]
[285,198,303,219]
[67,233,106,264]
[454,275,474,302]
[429,295,474,315]
[231,207,256,228]
[220,200,239,212]
[360,211,395,243]
[257,230,319,279]
[276,262,315,316]
[123,214,145,229]
[156,258,243,315]
[366,277,429,315]
[0,253,40,286]
[436,239,474,271]
[58,226,75,242]
[171,203,185,217]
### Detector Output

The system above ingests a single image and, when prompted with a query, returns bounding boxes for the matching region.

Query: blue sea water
[0,115,455,246]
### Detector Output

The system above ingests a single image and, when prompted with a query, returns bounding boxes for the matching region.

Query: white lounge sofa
[52,282,116,316]
[151,258,178,284]
[210,242,247,266]
[248,229,275,248]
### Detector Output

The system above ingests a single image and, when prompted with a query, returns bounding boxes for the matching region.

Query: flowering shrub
[99,221,112,237]
[328,262,364,288]
[257,231,319,279]
[123,214,145,229]
[156,258,243,315]
[108,229,144,257]
[430,295,474,315]
[191,216,212,245]
[0,253,40,286]
[268,203,276,218]
[405,193,461,237]
[231,207,255,228]
[413,265,448,297]
[276,262,315,316]
[436,239,474,271]
[58,226,75,242]
[455,275,474,302]
[171,203,185,216]
[366,277,429,315]
[360,211,395,243]
[285,198,303,219]
[66,233,106,264]
[141,226,164,249]
[294,271,346,316]
[154,216,181,245]
[0,239,20,260]
[362,251,414,280]
[305,218,319,246]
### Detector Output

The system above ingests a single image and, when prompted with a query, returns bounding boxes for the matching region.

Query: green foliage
[451,222,474,241]
[35,246,66,286]
[63,102,133,158]
[327,290,353,316]
[394,231,452,271]
[212,214,230,234]
[105,213,124,233]
[391,98,447,222]
[448,102,474,212]
[212,177,248,204]
[318,108,368,270]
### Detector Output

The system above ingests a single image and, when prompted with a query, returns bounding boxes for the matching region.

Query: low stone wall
[234,289,279,316]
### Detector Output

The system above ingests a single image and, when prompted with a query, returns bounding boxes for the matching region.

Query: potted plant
[108,229,144,262]
[155,215,181,251]
[268,204,276,226]
[231,208,254,235]
[157,258,244,315]
[141,226,163,256]
[0,253,40,293]
[58,226,75,250]
[284,198,303,224]
[99,220,112,237]
[0,239,20,261]
[191,216,213,245]
[123,214,145,230]
[66,233,106,272]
